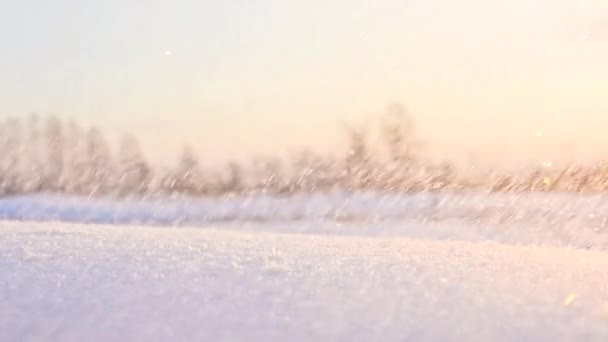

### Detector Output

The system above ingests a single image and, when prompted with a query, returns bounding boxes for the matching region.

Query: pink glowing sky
[2,0,608,165]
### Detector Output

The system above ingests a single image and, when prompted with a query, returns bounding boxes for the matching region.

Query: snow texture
[2,221,608,341]
[3,193,608,341]
[2,192,608,249]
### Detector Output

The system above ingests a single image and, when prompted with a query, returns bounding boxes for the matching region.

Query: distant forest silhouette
[1,104,607,198]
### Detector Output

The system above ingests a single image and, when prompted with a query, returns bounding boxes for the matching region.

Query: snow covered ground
[2,192,608,249]
[2,193,608,341]
[2,221,608,341]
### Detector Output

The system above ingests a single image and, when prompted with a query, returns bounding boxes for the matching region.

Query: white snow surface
[3,192,608,249]
[3,220,608,341]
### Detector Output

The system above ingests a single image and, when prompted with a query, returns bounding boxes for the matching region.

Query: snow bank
[1,192,608,249]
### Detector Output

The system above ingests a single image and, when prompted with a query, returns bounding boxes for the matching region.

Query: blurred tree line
[1,107,607,198]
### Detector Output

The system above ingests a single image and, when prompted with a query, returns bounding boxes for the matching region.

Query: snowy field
[2,192,608,249]
[2,193,608,341]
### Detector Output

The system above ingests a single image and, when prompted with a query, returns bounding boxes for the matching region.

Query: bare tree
[425,162,455,191]
[383,103,417,165]
[43,115,65,191]
[17,114,44,193]
[218,160,244,194]
[1,119,24,194]
[61,121,88,194]
[80,126,115,196]
[252,157,289,194]
[290,149,340,193]
[381,102,421,191]
[167,144,205,195]
[342,123,373,191]
[117,135,151,197]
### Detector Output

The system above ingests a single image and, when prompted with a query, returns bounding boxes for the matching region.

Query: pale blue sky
[2,0,608,164]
